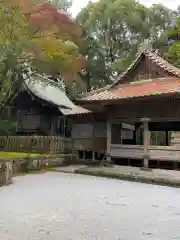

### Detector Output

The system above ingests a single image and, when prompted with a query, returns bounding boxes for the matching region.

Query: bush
[20,157,33,173]
[0,120,16,136]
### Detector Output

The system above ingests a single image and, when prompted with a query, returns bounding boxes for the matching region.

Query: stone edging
[0,153,77,175]
[75,168,180,188]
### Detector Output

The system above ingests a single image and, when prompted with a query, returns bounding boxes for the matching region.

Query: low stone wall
[0,160,13,186]
[0,153,77,185]
[9,154,77,174]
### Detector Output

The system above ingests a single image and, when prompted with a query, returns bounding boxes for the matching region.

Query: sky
[71,0,179,16]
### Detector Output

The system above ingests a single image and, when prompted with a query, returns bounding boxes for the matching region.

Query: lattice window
[137,71,151,80]
[22,114,40,130]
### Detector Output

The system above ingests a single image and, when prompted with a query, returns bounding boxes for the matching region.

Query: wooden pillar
[49,117,57,153]
[120,123,123,144]
[142,118,150,168]
[173,161,178,170]
[92,117,96,161]
[83,151,85,161]
[166,130,169,146]
[133,124,139,145]
[63,117,66,137]
[106,120,111,163]
[50,117,55,135]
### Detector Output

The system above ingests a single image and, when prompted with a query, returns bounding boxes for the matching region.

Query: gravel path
[0,172,180,240]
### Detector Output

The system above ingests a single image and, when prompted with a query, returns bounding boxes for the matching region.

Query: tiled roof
[68,49,180,115]
[112,77,180,99]
[61,77,180,115]
[112,49,180,87]
[80,49,180,100]
[144,50,180,77]
[25,74,75,109]
[81,77,180,101]
[60,105,91,116]
[83,90,118,101]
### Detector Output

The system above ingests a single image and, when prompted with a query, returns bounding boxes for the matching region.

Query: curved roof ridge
[24,73,75,109]
[78,84,112,98]
[80,76,180,102]
[79,48,180,99]
[111,52,143,88]
[34,74,64,90]
[144,49,180,77]
[79,51,144,98]
[111,48,180,88]
[79,49,145,97]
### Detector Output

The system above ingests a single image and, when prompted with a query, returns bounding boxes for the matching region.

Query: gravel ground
[0,172,180,240]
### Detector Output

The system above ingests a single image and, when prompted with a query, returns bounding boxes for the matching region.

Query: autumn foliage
[0,0,85,84]
[27,3,82,38]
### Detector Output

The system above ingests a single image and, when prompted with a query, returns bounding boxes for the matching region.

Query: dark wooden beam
[166,130,169,146]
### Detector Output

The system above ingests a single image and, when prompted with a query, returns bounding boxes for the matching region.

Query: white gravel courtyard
[0,172,180,240]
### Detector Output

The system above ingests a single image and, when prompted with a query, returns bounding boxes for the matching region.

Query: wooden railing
[110,144,144,159]
[110,144,180,162]
[149,146,180,161]
[0,136,72,154]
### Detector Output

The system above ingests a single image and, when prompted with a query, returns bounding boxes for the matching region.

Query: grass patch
[0,152,46,158]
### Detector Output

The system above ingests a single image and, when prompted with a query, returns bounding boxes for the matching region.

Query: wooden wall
[71,115,107,152]
[107,97,180,121]
[5,90,66,136]
[119,56,171,84]
[17,109,51,135]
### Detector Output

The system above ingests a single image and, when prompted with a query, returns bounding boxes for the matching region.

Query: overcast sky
[71,0,179,16]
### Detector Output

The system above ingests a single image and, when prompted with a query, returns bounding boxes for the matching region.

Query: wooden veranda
[62,48,180,169]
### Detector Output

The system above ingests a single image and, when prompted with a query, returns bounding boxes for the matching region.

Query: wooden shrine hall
[63,48,180,169]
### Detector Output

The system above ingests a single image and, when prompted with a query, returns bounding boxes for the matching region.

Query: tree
[0,120,16,135]
[79,35,111,91]
[51,0,72,12]
[166,16,180,67]
[0,0,85,111]
[76,0,175,90]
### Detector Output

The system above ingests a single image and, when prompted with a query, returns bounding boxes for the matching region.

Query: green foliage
[166,16,180,67]
[0,120,16,136]
[0,0,85,111]
[76,0,176,90]
[52,0,72,12]
[20,159,29,173]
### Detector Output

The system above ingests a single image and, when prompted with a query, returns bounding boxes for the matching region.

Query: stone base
[0,161,13,186]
